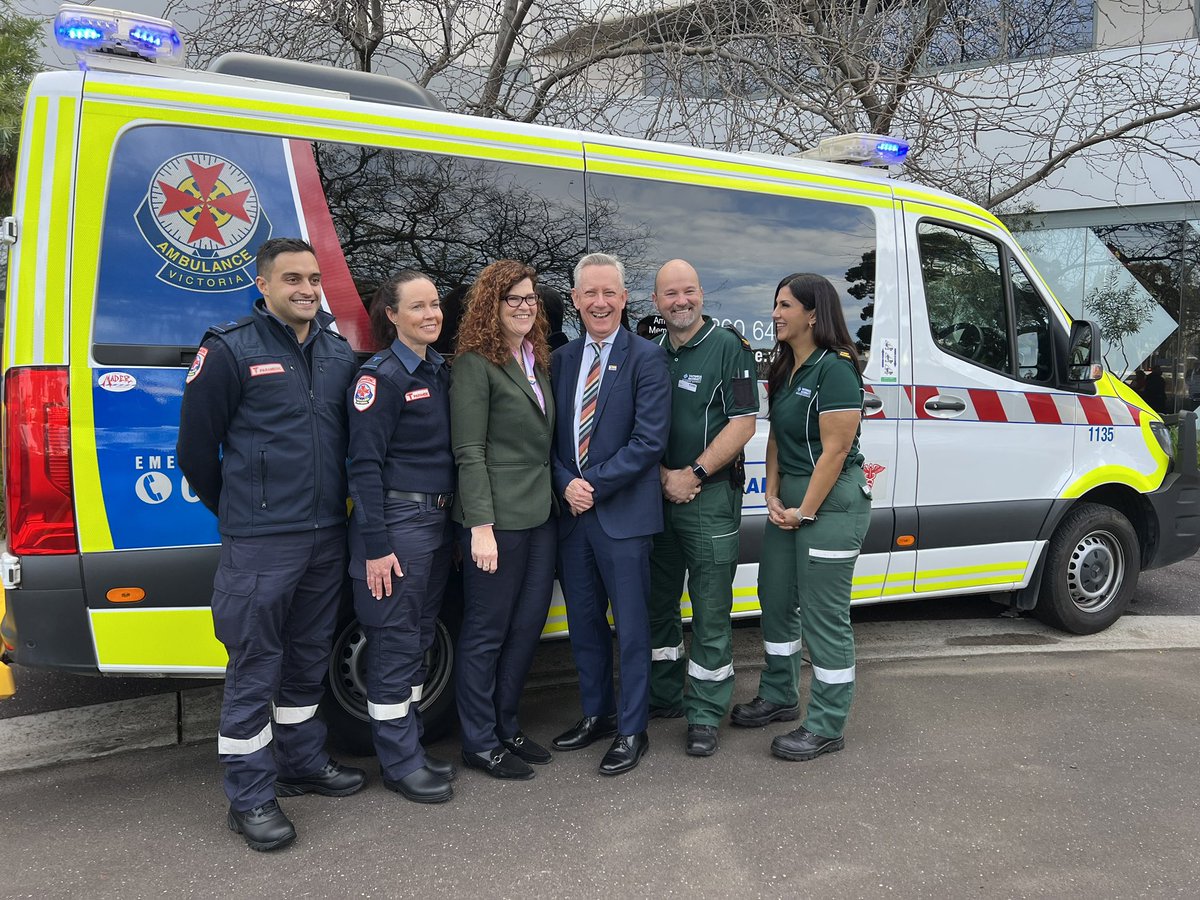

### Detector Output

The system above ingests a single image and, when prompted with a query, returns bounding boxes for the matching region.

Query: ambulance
[4,5,1198,749]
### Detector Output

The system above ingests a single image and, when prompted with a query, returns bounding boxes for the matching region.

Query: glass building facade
[1012,210,1200,417]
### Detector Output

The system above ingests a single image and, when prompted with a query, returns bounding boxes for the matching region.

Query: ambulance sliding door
[902,206,1065,597]
[582,142,901,606]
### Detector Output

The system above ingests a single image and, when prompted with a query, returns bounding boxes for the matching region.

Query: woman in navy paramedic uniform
[346,270,458,804]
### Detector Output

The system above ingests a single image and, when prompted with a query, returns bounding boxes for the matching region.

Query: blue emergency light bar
[799,133,911,167]
[54,4,184,64]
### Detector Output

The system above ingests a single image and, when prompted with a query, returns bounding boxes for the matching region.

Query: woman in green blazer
[450,260,557,780]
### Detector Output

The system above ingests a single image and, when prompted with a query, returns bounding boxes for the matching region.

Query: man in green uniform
[648,259,758,757]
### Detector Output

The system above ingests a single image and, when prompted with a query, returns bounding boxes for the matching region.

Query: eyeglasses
[503,293,540,308]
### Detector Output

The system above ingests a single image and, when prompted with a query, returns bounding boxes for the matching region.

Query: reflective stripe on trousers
[217,722,272,756]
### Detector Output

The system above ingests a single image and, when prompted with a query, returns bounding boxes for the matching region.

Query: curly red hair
[455,260,550,371]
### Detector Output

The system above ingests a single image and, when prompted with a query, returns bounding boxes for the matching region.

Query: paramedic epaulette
[359,353,388,372]
[201,317,253,343]
[725,324,752,352]
[325,328,349,341]
[838,350,853,360]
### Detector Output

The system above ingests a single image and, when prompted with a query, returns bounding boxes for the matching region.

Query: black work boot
[227,800,296,852]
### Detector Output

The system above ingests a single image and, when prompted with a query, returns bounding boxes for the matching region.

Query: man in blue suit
[550,252,671,776]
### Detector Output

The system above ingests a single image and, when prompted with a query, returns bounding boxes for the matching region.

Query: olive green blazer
[449,349,555,530]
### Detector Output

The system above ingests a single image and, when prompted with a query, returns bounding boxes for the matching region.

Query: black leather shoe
[599,731,649,776]
[730,696,801,728]
[771,727,845,761]
[424,754,457,781]
[552,714,618,751]
[649,705,684,719]
[501,732,553,765]
[227,800,296,852]
[462,748,535,780]
[384,767,453,803]
[275,760,366,797]
[685,724,719,757]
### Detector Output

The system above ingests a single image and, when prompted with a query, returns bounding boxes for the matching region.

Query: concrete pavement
[1,634,1199,897]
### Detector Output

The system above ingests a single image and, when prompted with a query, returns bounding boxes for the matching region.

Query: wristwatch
[690,462,709,480]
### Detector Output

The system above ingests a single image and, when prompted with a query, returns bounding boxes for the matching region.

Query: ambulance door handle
[924,395,966,415]
[862,394,884,415]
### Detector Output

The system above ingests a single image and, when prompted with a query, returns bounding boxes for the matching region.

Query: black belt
[385,490,454,508]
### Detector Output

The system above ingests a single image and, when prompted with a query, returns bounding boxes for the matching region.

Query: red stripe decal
[968,388,1006,423]
[1079,396,1113,425]
[1126,403,1142,425]
[1026,392,1061,424]
[287,140,373,351]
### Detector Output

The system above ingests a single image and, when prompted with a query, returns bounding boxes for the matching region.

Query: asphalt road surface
[3,552,1197,720]
[2,648,1199,898]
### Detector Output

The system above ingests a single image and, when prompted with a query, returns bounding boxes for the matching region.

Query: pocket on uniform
[711,530,739,566]
[210,565,259,648]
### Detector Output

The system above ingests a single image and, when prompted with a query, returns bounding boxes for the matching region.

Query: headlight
[1150,420,1174,459]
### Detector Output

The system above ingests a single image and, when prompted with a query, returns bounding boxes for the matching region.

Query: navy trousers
[456,518,556,754]
[558,511,652,736]
[350,498,451,782]
[213,526,345,811]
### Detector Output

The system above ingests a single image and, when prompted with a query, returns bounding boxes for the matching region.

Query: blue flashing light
[874,139,910,164]
[53,5,184,63]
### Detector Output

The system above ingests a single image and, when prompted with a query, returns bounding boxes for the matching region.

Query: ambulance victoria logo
[136,153,272,293]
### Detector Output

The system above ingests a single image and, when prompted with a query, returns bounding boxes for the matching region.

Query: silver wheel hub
[328,620,453,722]
[1065,530,1124,613]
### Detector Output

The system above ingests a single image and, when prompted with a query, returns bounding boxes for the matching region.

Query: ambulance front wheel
[320,611,460,757]
[1035,502,1139,635]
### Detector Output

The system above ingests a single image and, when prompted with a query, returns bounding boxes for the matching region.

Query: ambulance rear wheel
[1035,502,1139,635]
[320,613,459,757]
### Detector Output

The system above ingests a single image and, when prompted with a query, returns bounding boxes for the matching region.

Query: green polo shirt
[769,347,864,477]
[656,317,759,470]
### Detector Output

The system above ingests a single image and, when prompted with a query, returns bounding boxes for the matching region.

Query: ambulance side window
[918,222,1012,374]
[1012,259,1053,384]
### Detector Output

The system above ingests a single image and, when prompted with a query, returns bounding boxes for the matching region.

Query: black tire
[1034,502,1139,635]
[320,591,462,756]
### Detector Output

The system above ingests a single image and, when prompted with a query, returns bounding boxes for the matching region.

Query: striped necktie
[577,342,602,470]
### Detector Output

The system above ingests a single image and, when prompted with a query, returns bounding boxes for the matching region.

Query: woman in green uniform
[731,273,870,761]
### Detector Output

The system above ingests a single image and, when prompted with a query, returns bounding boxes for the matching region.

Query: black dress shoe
[730,696,801,728]
[770,727,845,761]
[384,767,453,803]
[552,714,618,751]
[227,800,296,852]
[685,724,718,757]
[599,731,649,776]
[462,748,535,780]
[275,759,366,797]
[649,705,684,719]
[501,731,553,765]
[424,754,457,781]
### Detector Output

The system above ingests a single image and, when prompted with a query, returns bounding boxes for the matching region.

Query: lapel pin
[608,364,618,371]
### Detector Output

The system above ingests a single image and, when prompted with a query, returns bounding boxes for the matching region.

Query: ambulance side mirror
[1067,319,1103,384]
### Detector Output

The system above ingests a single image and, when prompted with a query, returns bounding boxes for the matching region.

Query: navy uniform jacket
[346,340,455,560]
[176,300,358,536]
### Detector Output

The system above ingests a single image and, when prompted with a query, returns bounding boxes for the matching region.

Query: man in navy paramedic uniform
[177,238,365,852]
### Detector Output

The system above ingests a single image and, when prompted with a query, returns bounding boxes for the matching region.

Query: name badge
[249,363,285,377]
[405,388,431,402]
[678,379,697,393]
[796,386,812,397]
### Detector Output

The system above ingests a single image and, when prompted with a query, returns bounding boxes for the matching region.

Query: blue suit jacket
[551,326,671,539]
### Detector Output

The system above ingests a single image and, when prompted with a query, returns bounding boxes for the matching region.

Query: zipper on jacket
[259,450,268,509]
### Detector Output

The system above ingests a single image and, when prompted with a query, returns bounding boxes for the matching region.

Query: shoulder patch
[353,375,377,411]
[724,324,752,352]
[185,347,207,384]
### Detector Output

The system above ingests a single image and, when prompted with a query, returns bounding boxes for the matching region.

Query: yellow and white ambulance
[3,5,1197,744]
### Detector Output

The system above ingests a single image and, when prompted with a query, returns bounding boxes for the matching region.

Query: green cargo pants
[755,467,871,738]
[648,480,741,726]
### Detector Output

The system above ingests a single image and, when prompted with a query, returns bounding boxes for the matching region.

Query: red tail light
[4,367,77,554]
